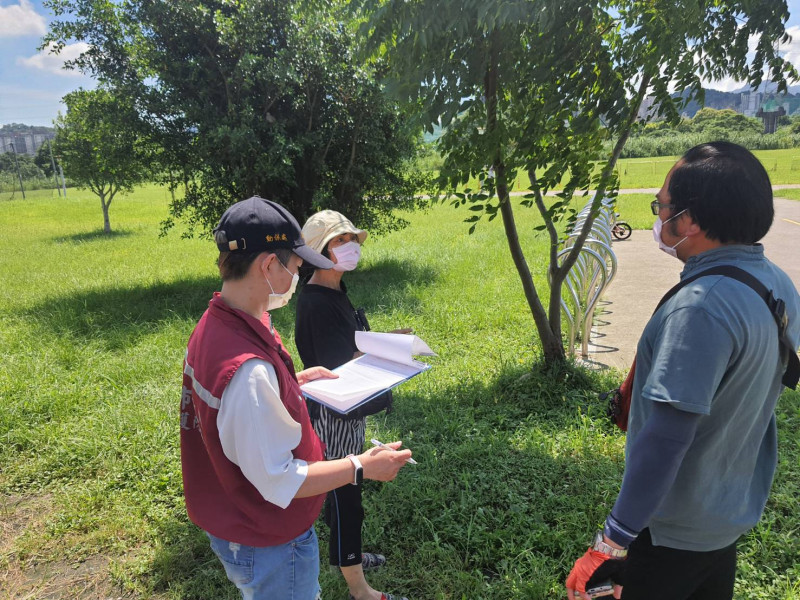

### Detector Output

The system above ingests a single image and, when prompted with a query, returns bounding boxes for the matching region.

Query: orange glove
[566,548,624,599]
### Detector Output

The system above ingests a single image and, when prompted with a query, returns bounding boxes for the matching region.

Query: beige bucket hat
[301,210,368,253]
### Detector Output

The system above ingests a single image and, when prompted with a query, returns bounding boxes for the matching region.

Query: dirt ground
[1,495,131,600]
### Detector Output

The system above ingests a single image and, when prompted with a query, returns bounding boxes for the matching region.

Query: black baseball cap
[213,196,333,269]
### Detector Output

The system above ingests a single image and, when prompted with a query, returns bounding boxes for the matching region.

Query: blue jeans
[207,527,321,600]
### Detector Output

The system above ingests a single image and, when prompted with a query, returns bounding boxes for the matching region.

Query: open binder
[300,331,436,415]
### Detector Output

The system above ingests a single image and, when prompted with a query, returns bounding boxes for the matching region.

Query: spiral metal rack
[556,198,618,358]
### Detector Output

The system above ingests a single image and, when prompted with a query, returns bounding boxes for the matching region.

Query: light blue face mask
[652,209,687,258]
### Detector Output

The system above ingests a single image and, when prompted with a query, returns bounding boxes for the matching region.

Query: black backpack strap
[652,265,799,389]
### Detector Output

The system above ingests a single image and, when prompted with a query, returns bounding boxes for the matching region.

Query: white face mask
[652,209,688,258]
[330,241,361,272]
[265,259,299,310]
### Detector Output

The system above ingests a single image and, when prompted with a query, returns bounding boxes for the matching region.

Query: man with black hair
[566,142,800,600]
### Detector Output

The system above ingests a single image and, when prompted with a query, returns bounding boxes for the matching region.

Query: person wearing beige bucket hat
[300,210,369,259]
[295,210,411,600]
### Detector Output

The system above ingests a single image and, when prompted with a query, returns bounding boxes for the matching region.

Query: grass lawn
[1,186,799,599]
[458,148,800,193]
[773,188,800,201]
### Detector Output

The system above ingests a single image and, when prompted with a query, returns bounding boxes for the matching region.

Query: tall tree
[358,0,795,365]
[44,0,425,235]
[54,88,149,233]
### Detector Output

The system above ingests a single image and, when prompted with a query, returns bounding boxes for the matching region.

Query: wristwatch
[593,532,628,559]
[346,454,363,486]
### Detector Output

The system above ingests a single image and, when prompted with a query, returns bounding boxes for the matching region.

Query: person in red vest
[180,196,412,600]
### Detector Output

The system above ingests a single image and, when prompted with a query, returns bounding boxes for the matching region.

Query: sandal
[361,552,386,571]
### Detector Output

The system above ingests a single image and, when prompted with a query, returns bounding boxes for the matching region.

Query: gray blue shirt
[627,244,800,551]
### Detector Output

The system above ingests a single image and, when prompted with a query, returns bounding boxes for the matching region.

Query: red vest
[180,293,325,546]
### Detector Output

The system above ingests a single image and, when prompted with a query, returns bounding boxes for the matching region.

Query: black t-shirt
[295,281,393,423]
[295,282,359,370]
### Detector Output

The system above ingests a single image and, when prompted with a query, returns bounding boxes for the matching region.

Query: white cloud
[704,76,745,93]
[779,25,800,69]
[0,0,47,37]
[703,27,800,92]
[17,42,91,77]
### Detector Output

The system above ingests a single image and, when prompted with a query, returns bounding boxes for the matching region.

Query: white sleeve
[217,358,309,509]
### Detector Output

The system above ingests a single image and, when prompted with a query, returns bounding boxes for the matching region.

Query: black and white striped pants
[311,405,366,459]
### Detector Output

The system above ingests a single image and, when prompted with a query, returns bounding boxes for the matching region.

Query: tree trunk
[100,192,111,233]
[338,119,361,205]
[545,74,652,358]
[528,173,566,357]
[485,31,564,366]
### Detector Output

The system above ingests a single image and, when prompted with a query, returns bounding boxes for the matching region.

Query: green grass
[454,148,800,193]
[612,148,800,189]
[1,186,799,599]
[0,185,68,202]
[773,188,800,201]
[611,194,656,230]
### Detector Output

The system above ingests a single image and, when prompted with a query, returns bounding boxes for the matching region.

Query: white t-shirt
[217,358,309,509]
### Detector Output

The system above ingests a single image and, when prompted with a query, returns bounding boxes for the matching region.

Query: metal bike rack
[556,199,617,358]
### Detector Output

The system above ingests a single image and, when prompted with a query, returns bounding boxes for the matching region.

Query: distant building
[756,98,786,134]
[0,132,55,156]
[740,92,763,117]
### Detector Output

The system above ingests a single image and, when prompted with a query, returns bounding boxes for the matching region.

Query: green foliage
[620,108,800,157]
[53,88,150,232]
[357,0,796,364]
[0,151,43,179]
[621,132,800,158]
[44,0,427,236]
[2,189,799,598]
[34,141,56,178]
[638,108,762,137]
[0,152,60,195]
[690,108,763,134]
[0,123,54,135]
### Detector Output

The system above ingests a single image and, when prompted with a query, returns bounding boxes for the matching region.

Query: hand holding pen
[355,440,412,481]
[371,438,418,464]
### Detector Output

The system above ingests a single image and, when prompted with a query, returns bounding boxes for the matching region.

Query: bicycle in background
[611,212,632,240]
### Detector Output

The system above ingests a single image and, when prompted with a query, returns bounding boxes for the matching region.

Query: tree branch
[554,73,652,284]
[486,30,561,360]
[338,119,361,203]
[527,169,559,275]
[202,43,232,115]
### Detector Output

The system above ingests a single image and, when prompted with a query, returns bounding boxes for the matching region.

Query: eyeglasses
[650,200,676,215]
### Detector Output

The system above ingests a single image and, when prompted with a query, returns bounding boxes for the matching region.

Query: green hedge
[619,132,800,158]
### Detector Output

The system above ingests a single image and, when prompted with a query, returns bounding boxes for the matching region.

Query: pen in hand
[370,438,418,465]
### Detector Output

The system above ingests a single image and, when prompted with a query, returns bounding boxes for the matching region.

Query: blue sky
[3,0,800,127]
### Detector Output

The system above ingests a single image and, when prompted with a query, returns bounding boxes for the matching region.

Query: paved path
[583,196,800,371]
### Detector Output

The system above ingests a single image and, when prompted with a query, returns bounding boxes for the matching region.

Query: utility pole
[58,163,67,198]
[47,140,61,197]
[9,141,26,200]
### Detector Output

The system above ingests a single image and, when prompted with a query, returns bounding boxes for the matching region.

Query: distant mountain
[422,123,443,143]
[671,84,800,117]
[674,88,742,117]
[0,123,55,135]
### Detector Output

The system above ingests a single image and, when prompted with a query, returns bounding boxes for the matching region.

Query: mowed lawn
[454,148,800,194]
[1,186,798,599]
